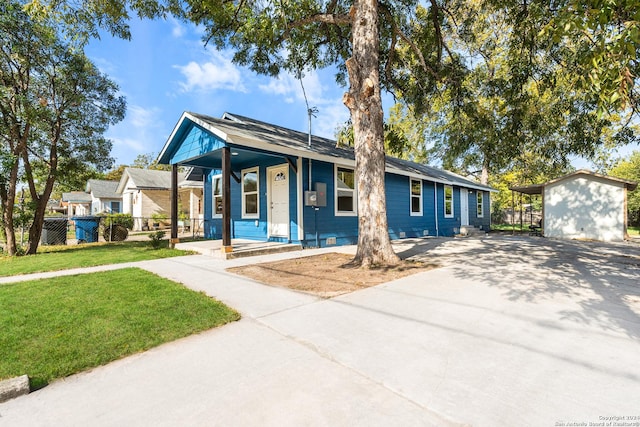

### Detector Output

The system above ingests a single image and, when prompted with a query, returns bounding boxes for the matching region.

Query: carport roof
[510,170,638,194]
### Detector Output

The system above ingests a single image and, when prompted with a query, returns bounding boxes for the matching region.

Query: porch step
[459,226,486,237]
[224,243,303,260]
[175,239,303,259]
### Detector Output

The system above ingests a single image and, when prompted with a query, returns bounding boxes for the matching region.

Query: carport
[509,183,543,235]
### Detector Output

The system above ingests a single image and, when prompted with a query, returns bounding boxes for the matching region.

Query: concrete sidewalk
[1,236,639,426]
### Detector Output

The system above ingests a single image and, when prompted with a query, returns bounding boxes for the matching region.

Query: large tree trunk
[24,135,58,255]
[480,156,490,185]
[343,0,400,267]
[1,183,18,256]
[0,158,21,256]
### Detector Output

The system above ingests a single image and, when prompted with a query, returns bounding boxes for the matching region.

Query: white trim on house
[444,185,454,218]
[460,188,469,226]
[241,167,260,219]
[477,191,484,218]
[212,174,222,219]
[410,178,423,216]
[266,164,290,239]
[335,164,357,217]
[297,157,304,242]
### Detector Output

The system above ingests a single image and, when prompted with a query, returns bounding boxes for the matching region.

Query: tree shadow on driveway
[394,235,640,340]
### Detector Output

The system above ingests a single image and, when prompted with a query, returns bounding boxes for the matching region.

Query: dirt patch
[227,252,439,298]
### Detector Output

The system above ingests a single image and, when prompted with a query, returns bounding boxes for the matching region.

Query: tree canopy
[609,151,640,226]
[1,1,125,255]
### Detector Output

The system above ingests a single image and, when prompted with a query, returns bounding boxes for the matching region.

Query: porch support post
[511,190,514,236]
[222,146,232,253]
[170,163,179,247]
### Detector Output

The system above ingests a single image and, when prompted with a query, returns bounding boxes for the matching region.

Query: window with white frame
[212,175,222,218]
[242,167,259,218]
[476,190,484,217]
[410,178,422,216]
[335,166,356,215]
[444,185,454,218]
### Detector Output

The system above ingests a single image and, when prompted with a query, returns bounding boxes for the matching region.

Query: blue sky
[85,17,356,168]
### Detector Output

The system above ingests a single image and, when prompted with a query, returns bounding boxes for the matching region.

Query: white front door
[460,188,469,226]
[268,165,289,238]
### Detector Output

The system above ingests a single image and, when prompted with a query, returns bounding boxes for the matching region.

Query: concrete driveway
[1,235,639,426]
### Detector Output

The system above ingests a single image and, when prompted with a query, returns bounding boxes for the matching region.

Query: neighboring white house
[512,170,637,242]
[116,168,203,231]
[61,192,92,218]
[86,179,121,215]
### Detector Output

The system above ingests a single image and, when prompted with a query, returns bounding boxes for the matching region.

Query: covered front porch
[158,112,305,255]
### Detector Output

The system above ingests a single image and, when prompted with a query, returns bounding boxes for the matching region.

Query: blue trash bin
[72,216,101,243]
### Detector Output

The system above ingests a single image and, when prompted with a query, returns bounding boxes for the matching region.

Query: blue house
[158,112,495,249]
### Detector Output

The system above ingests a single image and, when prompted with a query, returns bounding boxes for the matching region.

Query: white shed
[511,170,637,242]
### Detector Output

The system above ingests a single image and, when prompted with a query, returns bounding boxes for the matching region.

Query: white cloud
[128,105,162,128]
[258,70,349,139]
[258,72,325,105]
[110,136,147,153]
[170,18,186,38]
[106,105,166,165]
[174,51,246,93]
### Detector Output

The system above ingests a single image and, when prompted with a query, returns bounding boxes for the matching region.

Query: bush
[102,213,133,230]
[149,230,166,249]
[102,213,133,242]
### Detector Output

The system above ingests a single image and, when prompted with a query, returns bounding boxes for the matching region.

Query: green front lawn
[0,268,240,389]
[0,240,193,277]
[629,226,639,235]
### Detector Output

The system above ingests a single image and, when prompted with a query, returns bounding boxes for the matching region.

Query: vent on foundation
[326,237,337,245]
[399,231,406,238]
[423,230,429,236]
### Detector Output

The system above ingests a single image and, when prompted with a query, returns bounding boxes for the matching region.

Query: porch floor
[174,238,303,260]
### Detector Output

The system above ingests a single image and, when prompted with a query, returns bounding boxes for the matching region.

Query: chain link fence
[2,215,204,250]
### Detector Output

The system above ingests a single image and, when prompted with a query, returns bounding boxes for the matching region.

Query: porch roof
[158,112,495,193]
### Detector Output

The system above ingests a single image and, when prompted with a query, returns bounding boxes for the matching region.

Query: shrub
[102,213,133,242]
[149,230,166,249]
[102,213,133,230]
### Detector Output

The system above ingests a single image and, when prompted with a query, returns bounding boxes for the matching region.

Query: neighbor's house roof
[510,169,638,195]
[62,191,92,203]
[85,179,120,199]
[115,168,188,193]
[158,112,496,193]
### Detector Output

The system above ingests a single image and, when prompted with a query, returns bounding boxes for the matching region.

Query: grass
[490,223,530,232]
[0,268,240,389]
[493,223,640,236]
[0,240,194,277]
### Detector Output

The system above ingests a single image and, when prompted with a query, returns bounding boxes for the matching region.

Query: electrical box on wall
[304,191,317,206]
[314,182,327,207]
[305,182,327,207]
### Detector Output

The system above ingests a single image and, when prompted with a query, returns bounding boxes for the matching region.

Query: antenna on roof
[298,72,318,148]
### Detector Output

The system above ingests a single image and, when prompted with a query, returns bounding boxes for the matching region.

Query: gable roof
[85,179,120,199]
[62,191,92,203]
[158,111,495,192]
[511,169,638,195]
[116,168,188,193]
